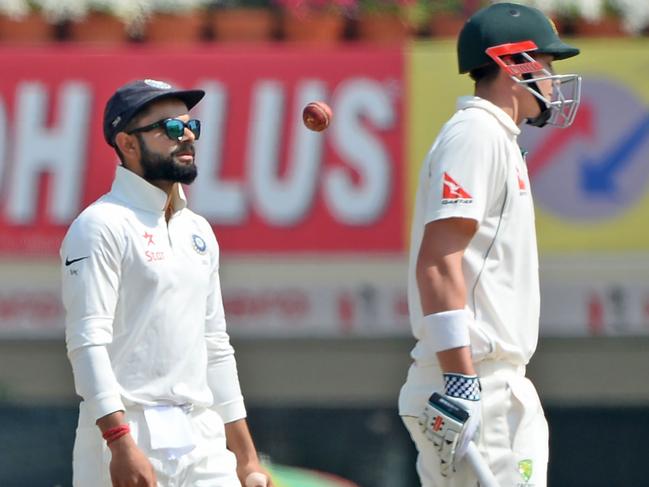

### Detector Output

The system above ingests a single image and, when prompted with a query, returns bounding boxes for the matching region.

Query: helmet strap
[522,73,551,127]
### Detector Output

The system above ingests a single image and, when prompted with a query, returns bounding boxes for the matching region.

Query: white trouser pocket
[143,405,196,460]
[507,376,549,486]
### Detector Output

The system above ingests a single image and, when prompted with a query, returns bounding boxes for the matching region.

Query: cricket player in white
[399,4,581,486]
[61,80,271,487]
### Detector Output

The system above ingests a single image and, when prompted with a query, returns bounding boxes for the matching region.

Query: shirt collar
[110,165,188,214]
[457,96,521,136]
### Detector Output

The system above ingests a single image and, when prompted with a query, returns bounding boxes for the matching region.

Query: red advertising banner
[0,46,405,255]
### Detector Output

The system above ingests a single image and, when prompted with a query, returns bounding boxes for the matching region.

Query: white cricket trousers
[72,403,240,487]
[401,361,549,487]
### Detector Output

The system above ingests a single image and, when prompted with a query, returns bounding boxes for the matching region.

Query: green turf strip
[267,464,354,487]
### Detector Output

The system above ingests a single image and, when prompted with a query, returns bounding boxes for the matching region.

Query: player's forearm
[416,231,468,314]
[416,217,477,314]
[416,268,476,375]
[96,410,126,431]
[417,270,476,375]
[416,262,467,314]
[224,419,260,466]
[416,240,475,375]
[437,346,476,376]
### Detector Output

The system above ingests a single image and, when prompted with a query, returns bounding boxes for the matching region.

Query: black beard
[136,134,197,185]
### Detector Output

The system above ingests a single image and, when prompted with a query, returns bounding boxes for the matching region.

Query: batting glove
[418,373,481,477]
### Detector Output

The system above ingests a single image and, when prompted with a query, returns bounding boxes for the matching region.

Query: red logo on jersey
[516,168,527,191]
[145,250,165,262]
[143,232,155,246]
[442,173,472,203]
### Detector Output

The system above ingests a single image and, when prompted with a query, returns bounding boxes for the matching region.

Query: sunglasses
[128,118,201,141]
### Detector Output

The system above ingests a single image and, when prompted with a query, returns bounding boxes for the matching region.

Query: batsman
[399,3,581,486]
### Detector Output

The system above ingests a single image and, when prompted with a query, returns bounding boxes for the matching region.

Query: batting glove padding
[419,375,482,477]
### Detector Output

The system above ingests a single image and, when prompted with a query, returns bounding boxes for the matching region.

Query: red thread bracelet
[102,424,130,444]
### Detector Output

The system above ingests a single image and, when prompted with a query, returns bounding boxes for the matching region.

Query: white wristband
[422,309,471,352]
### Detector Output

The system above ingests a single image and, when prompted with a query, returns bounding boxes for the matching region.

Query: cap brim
[537,41,580,60]
[142,89,206,112]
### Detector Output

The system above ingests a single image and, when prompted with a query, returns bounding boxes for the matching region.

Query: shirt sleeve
[68,346,125,421]
[203,225,246,424]
[61,207,125,420]
[422,118,506,225]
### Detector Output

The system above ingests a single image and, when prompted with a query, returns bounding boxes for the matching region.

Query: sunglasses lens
[165,119,185,140]
[188,120,201,140]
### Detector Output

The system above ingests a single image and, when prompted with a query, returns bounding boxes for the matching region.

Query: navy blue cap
[103,79,205,146]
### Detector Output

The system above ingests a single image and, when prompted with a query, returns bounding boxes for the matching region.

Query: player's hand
[108,434,157,487]
[238,461,274,487]
[419,374,482,477]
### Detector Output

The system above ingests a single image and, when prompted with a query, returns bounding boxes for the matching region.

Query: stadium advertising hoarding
[0,46,409,338]
[1,41,649,338]
[408,39,649,252]
[0,46,405,255]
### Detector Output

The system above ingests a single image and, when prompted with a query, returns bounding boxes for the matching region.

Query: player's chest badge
[191,234,207,255]
[516,167,528,195]
[517,458,534,486]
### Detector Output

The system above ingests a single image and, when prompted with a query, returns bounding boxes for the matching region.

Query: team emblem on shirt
[441,172,473,204]
[517,459,534,486]
[192,234,207,255]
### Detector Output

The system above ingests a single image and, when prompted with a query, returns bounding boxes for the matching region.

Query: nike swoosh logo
[65,256,89,266]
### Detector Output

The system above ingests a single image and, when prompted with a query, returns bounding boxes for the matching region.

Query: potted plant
[531,0,623,36]
[356,0,416,43]
[67,0,150,43]
[610,0,649,34]
[208,0,277,43]
[575,0,628,36]
[422,0,467,38]
[145,0,208,44]
[274,0,353,43]
[33,0,86,26]
[0,0,52,43]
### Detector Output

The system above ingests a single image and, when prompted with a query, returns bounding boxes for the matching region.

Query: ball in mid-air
[302,101,332,132]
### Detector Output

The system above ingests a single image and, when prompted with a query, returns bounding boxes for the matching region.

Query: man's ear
[114,132,137,157]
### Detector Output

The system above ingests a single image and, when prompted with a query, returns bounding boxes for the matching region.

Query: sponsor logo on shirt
[516,167,528,195]
[192,234,207,255]
[441,172,473,205]
[65,256,88,266]
[143,232,155,246]
[65,255,88,275]
[145,250,165,262]
[142,230,164,261]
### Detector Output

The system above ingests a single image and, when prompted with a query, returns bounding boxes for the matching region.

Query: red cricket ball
[302,101,332,132]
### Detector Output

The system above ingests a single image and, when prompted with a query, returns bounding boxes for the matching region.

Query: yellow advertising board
[407,39,649,251]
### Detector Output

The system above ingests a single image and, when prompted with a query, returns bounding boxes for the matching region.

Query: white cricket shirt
[400,96,540,416]
[61,166,246,424]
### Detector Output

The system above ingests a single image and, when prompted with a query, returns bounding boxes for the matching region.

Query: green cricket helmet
[457,2,582,128]
[458,2,579,74]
